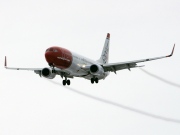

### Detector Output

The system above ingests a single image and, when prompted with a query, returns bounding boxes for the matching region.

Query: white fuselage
[60,52,109,80]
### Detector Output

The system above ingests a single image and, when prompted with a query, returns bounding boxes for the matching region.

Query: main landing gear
[62,78,71,86]
[91,77,99,84]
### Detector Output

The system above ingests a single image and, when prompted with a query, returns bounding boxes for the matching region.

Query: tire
[67,80,70,85]
[91,78,94,84]
[63,80,66,86]
[95,78,98,83]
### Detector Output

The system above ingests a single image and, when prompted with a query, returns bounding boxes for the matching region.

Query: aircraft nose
[45,47,73,69]
[45,51,55,65]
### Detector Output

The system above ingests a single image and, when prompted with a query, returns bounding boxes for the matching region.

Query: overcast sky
[0,0,180,135]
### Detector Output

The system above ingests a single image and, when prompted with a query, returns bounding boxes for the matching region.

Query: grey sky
[0,0,180,135]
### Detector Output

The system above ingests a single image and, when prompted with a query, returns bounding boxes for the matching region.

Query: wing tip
[4,56,7,67]
[166,44,175,57]
[107,33,110,39]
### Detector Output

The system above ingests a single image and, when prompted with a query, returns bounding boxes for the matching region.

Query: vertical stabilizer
[97,33,110,64]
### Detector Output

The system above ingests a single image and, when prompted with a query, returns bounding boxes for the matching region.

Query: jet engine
[89,64,104,75]
[41,68,56,79]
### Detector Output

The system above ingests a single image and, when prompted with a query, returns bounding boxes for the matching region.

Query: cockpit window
[46,48,58,52]
[49,48,53,51]
[53,49,58,52]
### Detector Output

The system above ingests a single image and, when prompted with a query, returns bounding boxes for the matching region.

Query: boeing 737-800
[4,33,175,86]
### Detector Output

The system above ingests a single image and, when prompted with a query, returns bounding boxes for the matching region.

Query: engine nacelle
[90,64,104,75]
[41,68,56,79]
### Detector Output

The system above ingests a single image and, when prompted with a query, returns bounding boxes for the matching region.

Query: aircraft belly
[64,57,88,76]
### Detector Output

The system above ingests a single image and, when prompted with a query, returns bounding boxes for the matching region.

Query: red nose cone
[45,52,54,64]
[45,46,73,69]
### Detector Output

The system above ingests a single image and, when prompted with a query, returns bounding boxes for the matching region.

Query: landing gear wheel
[91,78,94,84]
[62,80,66,86]
[95,78,99,83]
[67,80,70,85]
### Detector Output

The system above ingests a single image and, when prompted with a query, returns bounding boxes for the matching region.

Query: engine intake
[90,64,98,73]
[90,64,104,75]
[41,68,56,79]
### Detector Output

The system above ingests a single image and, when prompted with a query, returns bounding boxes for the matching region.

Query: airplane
[4,33,175,86]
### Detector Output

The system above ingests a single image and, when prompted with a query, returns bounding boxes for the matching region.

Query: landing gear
[95,78,98,83]
[48,63,53,67]
[62,79,71,86]
[63,80,66,85]
[67,80,70,85]
[91,77,99,84]
[91,78,94,84]
[52,69,55,73]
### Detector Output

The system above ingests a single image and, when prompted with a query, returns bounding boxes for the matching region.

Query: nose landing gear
[48,63,54,67]
[91,77,99,84]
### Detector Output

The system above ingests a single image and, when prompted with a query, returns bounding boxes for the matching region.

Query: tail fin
[97,33,110,64]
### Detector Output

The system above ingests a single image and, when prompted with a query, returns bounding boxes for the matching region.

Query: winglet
[107,33,110,39]
[4,56,7,67]
[166,44,175,57]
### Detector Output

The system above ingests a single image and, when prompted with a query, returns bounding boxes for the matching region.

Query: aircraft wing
[4,57,42,71]
[102,44,175,73]
[4,56,73,78]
